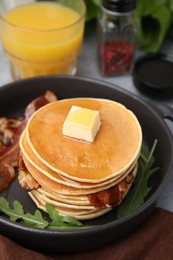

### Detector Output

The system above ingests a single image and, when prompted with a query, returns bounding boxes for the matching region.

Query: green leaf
[136,0,167,16]
[45,203,62,222]
[167,0,173,11]
[21,210,48,228]
[91,0,101,6]
[117,140,159,218]
[45,204,85,229]
[0,198,22,222]
[61,214,84,227]
[134,0,171,52]
[0,197,48,228]
[83,0,101,21]
[0,197,93,230]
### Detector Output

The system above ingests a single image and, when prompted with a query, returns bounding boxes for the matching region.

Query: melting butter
[62,106,101,142]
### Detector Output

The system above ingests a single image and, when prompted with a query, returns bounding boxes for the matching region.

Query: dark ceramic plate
[0,76,173,253]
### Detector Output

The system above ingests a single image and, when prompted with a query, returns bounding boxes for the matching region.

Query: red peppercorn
[97,0,137,77]
[100,40,134,76]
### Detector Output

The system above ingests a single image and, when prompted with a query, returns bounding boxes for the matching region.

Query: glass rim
[0,0,86,32]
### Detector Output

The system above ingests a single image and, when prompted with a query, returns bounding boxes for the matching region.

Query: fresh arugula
[0,198,89,230]
[0,140,159,228]
[117,139,159,218]
[44,204,92,230]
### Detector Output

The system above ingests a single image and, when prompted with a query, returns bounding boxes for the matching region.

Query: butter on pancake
[18,97,142,220]
[62,105,101,142]
[24,98,142,183]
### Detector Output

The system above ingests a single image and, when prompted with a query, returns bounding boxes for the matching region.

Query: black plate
[0,76,173,253]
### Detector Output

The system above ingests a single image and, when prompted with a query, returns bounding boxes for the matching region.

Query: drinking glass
[0,0,86,79]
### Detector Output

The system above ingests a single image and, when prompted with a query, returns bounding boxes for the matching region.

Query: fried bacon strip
[18,152,40,191]
[87,166,136,209]
[0,91,58,191]
[0,118,24,191]
[25,90,57,121]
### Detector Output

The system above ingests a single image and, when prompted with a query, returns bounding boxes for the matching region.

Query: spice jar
[97,0,137,76]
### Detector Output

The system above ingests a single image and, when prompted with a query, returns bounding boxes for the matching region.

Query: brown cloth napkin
[1,207,173,260]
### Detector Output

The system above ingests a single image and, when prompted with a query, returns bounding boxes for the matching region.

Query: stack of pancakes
[19,98,142,220]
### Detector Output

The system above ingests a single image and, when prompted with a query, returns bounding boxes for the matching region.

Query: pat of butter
[62,106,101,142]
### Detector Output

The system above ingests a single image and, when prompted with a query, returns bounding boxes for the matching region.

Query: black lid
[133,53,173,91]
[102,0,136,13]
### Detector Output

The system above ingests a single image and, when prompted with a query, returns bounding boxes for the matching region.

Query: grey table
[0,21,173,212]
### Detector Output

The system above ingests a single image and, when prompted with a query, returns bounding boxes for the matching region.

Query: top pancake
[25,98,142,183]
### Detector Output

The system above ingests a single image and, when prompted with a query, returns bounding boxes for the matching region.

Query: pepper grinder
[97,0,137,76]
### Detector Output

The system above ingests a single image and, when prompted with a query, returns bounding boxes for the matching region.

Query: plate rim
[0,75,173,250]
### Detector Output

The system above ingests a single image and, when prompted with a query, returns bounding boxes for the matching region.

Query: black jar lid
[133,53,173,91]
[102,0,136,13]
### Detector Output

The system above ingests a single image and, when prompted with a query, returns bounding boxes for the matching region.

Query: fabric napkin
[1,207,173,260]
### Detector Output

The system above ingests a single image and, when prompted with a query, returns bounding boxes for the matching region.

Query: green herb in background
[168,0,173,37]
[84,0,101,21]
[83,0,173,52]
[82,0,173,52]
[134,0,172,52]
[117,139,159,218]
[36,0,173,52]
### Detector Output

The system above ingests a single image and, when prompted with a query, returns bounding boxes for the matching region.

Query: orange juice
[0,1,85,78]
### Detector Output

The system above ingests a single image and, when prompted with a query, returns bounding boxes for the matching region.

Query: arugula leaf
[21,210,48,228]
[117,139,159,218]
[0,198,91,230]
[45,204,87,230]
[0,198,48,228]
[0,199,22,222]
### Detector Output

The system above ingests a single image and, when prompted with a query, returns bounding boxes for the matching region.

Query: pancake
[18,97,142,220]
[28,164,137,220]
[20,129,138,193]
[29,190,111,220]
[18,151,138,219]
[25,98,142,183]
[20,130,135,190]
[22,151,137,195]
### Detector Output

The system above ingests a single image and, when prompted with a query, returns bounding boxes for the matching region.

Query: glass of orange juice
[0,0,86,79]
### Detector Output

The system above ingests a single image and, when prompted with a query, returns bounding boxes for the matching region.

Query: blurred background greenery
[84,0,173,53]
[38,0,173,53]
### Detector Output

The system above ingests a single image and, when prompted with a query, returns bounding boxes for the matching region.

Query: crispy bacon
[88,185,122,209]
[18,152,40,191]
[0,118,23,158]
[25,90,57,121]
[88,166,136,209]
[0,118,24,191]
[0,90,58,191]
